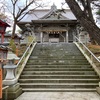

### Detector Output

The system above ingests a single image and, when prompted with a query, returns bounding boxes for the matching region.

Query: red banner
[0,68,2,99]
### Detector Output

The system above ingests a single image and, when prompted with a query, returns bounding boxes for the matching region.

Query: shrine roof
[18,4,77,29]
[19,8,76,22]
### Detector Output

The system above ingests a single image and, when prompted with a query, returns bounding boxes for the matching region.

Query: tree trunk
[86,0,94,22]
[65,0,100,45]
[12,21,16,38]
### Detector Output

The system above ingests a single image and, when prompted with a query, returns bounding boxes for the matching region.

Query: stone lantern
[3,51,20,85]
[79,27,89,44]
[25,23,35,37]
[3,51,22,100]
[0,44,9,99]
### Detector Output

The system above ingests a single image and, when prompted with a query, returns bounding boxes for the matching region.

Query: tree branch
[16,0,35,19]
[17,4,41,22]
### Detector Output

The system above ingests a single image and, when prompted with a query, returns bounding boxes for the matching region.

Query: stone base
[3,83,22,100]
[3,78,17,85]
[96,87,100,95]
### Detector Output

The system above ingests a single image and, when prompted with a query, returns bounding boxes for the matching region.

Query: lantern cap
[0,44,12,52]
[0,45,9,51]
[7,51,20,60]
[0,42,9,46]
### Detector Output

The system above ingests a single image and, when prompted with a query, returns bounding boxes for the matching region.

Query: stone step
[22,88,96,92]
[29,56,86,60]
[26,61,89,65]
[23,68,94,71]
[22,71,96,75]
[28,59,88,62]
[30,58,86,61]
[19,43,99,92]
[25,65,92,68]
[19,79,99,83]
[20,75,99,79]
[32,47,81,51]
[31,54,84,57]
[20,83,98,88]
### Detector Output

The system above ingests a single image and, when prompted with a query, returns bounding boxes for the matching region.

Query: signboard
[0,68,2,99]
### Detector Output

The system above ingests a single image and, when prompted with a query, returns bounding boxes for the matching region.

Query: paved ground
[15,92,100,100]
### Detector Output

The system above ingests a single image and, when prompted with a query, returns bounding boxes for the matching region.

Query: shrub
[9,39,16,53]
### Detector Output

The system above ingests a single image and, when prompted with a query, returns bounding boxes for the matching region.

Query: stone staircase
[19,43,100,92]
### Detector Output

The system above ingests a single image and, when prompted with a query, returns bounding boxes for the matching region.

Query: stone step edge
[29,58,86,60]
[24,68,93,69]
[19,79,99,81]
[26,64,90,65]
[20,83,98,85]
[26,65,91,66]
[23,71,95,74]
[22,88,96,92]
[20,75,98,77]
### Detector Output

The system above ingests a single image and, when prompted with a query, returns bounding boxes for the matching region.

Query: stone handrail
[74,35,100,77]
[2,86,9,100]
[16,40,37,80]
[2,86,9,90]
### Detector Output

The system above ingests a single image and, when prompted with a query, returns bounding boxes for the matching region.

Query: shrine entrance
[42,30,68,43]
[49,33,59,43]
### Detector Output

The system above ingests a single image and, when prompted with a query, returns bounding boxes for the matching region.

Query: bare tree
[2,0,45,38]
[65,0,100,45]
[0,13,7,20]
[0,0,6,19]
[92,0,100,18]
[79,0,95,44]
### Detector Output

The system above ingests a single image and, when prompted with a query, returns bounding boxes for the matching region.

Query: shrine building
[17,4,78,43]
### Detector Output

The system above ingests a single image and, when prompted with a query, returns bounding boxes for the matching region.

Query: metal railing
[16,40,37,80]
[74,35,100,76]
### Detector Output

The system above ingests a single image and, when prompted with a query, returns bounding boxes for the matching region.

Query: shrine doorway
[49,33,59,43]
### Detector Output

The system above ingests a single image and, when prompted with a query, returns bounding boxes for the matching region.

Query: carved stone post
[66,30,68,43]
[40,32,43,43]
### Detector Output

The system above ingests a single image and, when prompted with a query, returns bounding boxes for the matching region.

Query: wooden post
[66,30,68,43]
[41,32,43,43]
[0,64,2,99]
[1,33,4,43]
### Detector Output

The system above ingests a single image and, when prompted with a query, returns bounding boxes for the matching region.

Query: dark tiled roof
[19,8,76,22]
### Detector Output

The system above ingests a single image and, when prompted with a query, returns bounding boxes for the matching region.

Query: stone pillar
[66,30,68,43]
[40,32,43,43]
[96,82,100,95]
